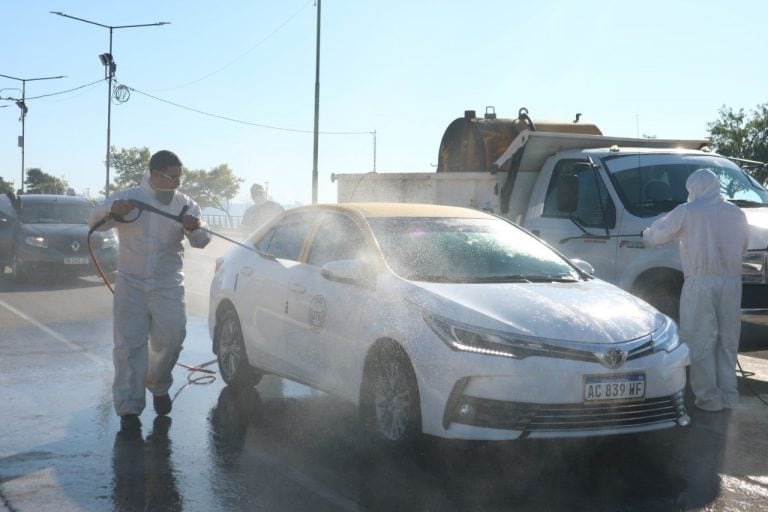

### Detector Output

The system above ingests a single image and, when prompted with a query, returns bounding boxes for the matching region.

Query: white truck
[333,107,768,320]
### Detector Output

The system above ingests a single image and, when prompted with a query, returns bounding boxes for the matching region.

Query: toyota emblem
[597,348,626,369]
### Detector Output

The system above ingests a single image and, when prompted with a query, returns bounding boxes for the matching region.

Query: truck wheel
[635,272,682,321]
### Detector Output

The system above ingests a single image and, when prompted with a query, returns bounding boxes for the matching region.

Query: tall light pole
[51,11,170,196]
[311,0,321,203]
[0,74,65,192]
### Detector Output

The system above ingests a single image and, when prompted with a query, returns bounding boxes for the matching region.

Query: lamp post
[0,74,64,192]
[311,0,321,203]
[51,11,170,196]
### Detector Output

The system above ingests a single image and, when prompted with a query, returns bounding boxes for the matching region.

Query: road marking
[0,298,109,367]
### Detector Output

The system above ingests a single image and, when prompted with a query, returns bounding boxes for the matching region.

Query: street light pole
[0,74,65,192]
[51,11,170,196]
[312,0,321,204]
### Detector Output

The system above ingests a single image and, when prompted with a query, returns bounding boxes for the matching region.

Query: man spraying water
[89,150,211,431]
[642,168,749,413]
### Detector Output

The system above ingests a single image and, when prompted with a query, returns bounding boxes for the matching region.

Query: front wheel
[361,345,421,448]
[215,308,262,389]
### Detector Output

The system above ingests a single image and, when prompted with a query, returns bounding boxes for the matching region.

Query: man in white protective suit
[89,150,211,431]
[642,168,749,412]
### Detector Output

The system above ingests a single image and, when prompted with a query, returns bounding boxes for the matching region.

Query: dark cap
[149,150,183,171]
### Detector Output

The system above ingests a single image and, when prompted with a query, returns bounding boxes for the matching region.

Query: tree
[25,168,69,194]
[181,164,244,221]
[0,176,14,195]
[707,103,768,185]
[110,146,151,193]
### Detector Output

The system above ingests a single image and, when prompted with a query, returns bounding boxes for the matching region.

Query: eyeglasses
[153,169,183,182]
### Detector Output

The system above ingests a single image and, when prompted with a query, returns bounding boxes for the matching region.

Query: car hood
[408,278,664,344]
[743,207,768,250]
[21,223,90,238]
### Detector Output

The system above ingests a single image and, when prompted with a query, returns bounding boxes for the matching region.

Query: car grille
[512,336,656,364]
[445,392,686,438]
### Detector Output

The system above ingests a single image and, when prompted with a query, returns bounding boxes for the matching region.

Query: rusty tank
[437,107,603,172]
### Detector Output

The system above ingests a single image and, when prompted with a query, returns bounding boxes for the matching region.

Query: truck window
[543,159,616,229]
[606,154,767,218]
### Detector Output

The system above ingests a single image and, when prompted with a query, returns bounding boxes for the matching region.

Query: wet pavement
[1,243,767,511]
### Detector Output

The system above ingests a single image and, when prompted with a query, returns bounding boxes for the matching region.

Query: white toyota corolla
[208,203,690,446]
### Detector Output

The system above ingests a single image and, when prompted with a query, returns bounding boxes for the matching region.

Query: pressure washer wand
[125,199,259,254]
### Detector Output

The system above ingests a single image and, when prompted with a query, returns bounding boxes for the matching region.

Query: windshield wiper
[518,275,579,283]
[466,275,579,283]
[729,199,766,207]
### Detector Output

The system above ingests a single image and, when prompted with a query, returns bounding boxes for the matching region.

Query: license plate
[64,256,90,265]
[583,373,645,403]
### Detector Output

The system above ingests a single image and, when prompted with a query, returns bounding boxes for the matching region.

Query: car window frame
[305,211,370,267]
[253,210,318,262]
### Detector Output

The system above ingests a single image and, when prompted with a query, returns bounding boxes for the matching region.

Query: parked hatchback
[208,203,690,446]
[0,193,118,282]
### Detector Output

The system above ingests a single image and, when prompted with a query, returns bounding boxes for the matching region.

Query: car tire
[361,344,422,449]
[215,308,262,389]
[10,253,25,283]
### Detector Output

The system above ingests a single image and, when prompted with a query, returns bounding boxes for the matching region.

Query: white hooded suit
[643,169,749,411]
[90,174,211,416]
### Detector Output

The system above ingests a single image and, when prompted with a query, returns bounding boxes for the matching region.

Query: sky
[1,0,767,207]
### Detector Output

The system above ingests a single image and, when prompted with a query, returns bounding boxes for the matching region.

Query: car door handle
[240,266,253,277]
[290,283,306,294]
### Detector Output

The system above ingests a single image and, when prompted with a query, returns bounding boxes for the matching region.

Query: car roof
[19,194,91,205]
[306,202,495,219]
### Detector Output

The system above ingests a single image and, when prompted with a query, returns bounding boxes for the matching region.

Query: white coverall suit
[90,174,211,416]
[642,169,749,411]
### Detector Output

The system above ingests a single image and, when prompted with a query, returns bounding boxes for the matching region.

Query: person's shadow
[112,416,182,512]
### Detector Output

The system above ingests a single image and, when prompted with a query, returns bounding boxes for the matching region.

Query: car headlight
[651,316,680,353]
[25,236,48,248]
[424,313,543,359]
[101,235,119,249]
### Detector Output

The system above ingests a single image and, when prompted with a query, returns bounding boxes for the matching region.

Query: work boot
[153,394,172,416]
[120,414,141,431]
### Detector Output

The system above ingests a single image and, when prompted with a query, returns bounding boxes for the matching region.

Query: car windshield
[606,154,768,217]
[367,216,582,283]
[20,201,92,224]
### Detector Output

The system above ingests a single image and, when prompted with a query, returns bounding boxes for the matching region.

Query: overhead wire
[151,0,313,92]
[25,78,106,101]
[117,79,372,136]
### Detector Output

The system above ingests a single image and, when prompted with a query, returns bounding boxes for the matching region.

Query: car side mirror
[321,259,375,286]
[570,258,595,275]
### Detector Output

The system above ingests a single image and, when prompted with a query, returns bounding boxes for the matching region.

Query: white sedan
[208,203,690,446]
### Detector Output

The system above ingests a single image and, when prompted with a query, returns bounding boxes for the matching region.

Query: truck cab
[333,108,768,321]
[520,145,768,318]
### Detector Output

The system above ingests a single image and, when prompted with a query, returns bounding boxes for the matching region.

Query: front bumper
[443,385,687,439]
[415,342,690,441]
[17,244,118,278]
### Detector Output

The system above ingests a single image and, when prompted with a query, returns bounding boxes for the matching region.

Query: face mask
[154,190,174,204]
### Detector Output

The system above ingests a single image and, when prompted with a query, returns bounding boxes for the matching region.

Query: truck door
[525,159,619,282]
